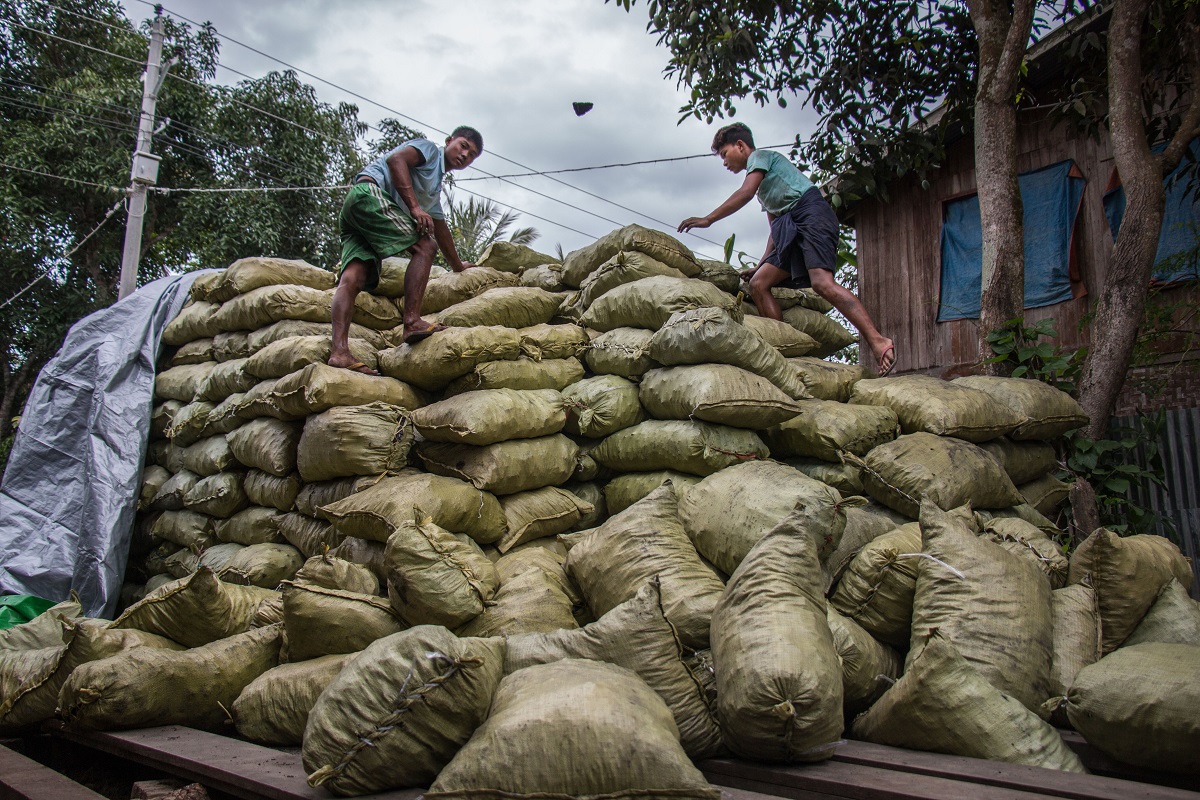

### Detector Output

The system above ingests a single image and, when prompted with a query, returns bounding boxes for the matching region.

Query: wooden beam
[830,739,1197,800]
[0,743,107,800]
[47,724,421,800]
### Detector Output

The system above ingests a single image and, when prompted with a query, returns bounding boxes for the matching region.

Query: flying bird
[572,102,594,117]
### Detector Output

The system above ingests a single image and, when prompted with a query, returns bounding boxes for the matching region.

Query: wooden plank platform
[0,742,108,800]
[45,724,787,800]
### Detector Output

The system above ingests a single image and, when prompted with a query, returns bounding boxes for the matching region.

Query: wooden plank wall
[852,108,1199,377]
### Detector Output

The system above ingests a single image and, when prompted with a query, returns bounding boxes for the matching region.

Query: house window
[937,160,1087,322]
[1102,138,1200,285]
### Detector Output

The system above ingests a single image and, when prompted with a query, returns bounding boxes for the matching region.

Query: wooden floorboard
[0,742,108,800]
[46,724,422,800]
[700,757,1058,800]
[829,739,1198,800]
[1057,731,1200,793]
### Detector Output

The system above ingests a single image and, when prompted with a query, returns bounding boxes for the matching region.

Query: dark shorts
[338,180,420,292]
[762,187,838,288]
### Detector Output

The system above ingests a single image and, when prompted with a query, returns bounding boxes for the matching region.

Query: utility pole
[118,8,175,300]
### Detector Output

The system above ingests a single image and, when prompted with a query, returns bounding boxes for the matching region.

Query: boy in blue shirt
[679,122,895,376]
[329,126,483,372]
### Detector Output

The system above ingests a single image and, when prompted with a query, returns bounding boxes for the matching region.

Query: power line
[0,197,126,311]
[33,0,147,40]
[0,162,126,192]
[150,184,349,194]
[455,144,797,181]
[124,1,745,255]
[1,18,146,67]
[453,186,600,242]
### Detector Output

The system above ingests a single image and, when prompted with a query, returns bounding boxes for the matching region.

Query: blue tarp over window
[938,160,1086,322]
[1103,138,1200,285]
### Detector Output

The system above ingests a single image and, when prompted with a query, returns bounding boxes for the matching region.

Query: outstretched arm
[678,170,765,233]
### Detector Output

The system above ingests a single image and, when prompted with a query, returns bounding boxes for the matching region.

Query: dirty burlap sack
[233,653,354,746]
[303,626,505,795]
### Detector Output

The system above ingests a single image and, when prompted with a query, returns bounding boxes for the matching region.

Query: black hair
[711,122,755,153]
[450,126,484,153]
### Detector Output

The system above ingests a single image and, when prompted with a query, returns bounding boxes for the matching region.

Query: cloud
[128,0,824,260]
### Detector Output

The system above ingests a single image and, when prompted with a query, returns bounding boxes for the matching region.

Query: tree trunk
[1076,0,1200,439]
[968,0,1036,373]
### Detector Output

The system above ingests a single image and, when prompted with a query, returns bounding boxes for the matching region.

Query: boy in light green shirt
[680,122,895,375]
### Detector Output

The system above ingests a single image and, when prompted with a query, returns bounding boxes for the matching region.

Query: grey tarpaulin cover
[0,272,206,618]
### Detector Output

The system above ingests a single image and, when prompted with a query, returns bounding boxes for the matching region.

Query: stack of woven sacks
[2,223,1196,800]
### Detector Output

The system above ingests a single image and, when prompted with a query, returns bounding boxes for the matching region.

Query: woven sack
[155,362,216,402]
[443,356,584,395]
[421,267,519,312]
[981,516,1068,588]
[214,507,286,546]
[296,402,413,483]
[245,318,385,351]
[639,364,805,429]
[243,335,377,380]
[163,299,221,345]
[519,263,566,291]
[242,470,300,512]
[517,323,590,361]
[824,502,909,590]
[498,487,594,552]
[164,401,215,447]
[281,582,403,661]
[417,434,579,496]
[602,470,700,514]
[591,419,767,477]
[563,374,645,438]
[583,326,657,378]
[952,376,1089,440]
[151,510,217,551]
[457,548,579,638]
[581,275,740,332]
[378,326,520,391]
[275,513,343,557]
[741,314,819,356]
[150,469,200,512]
[764,399,899,462]
[184,472,249,518]
[1047,584,1102,697]
[233,653,353,746]
[789,357,864,402]
[978,438,1058,485]
[269,363,423,420]
[303,627,505,794]
[712,507,843,762]
[851,375,1023,442]
[779,305,856,357]
[1019,473,1072,516]
[111,568,277,647]
[477,241,559,273]
[438,286,563,328]
[1122,579,1200,647]
[293,553,378,596]
[218,543,303,588]
[427,659,718,800]
[206,256,334,302]
[412,388,566,446]
[578,250,688,308]
[826,606,902,715]
[829,522,923,647]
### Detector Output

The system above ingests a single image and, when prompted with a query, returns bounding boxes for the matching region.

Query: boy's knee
[411,237,436,258]
[808,267,838,295]
[339,261,369,292]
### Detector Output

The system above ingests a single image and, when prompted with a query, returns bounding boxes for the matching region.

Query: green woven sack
[519,263,566,291]
[602,470,700,514]
[172,339,214,365]
[907,500,1053,713]
[151,399,184,438]
[163,300,221,345]
[981,516,1068,589]
[458,548,578,638]
[443,357,585,395]
[164,401,215,447]
[209,284,331,331]
[583,327,657,378]
[293,553,379,596]
[787,457,864,497]
[826,606,902,715]
[1047,584,1101,697]
[679,460,851,577]
[591,419,767,477]
[243,335,377,380]
[383,512,499,629]
[206,256,334,302]
[183,472,249,518]
[276,513,342,557]
[214,507,286,546]
[155,362,216,402]
[1067,528,1193,652]
[779,305,857,357]
[851,375,1023,442]
[150,469,200,512]
[303,626,506,795]
[428,659,718,800]
[438,286,563,328]
[695,257,741,294]
[151,510,217,551]
[505,581,723,760]
[1019,473,1071,516]
[412,388,566,446]
[853,634,1085,772]
[1065,643,1200,773]
[233,653,354,746]
[139,465,171,510]
[243,470,300,512]
[0,596,81,651]
[498,487,593,553]
[212,331,252,362]
[59,624,282,731]
[647,307,809,399]
[639,364,805,429]
[789,357,864,402]
[563,374,644,438]
[281,582,404,661]
[0,620,182,733]
[578,250,688,308]
[979,438,1058,485]
[764,399,899,462]
[417,434,579,495]
[742,314,819,356]
[422,267,519,312]
[824,502,909,590]
[561,224,699,287]
[517,323,590,361]
[294,475,374,518]
[269,363,424,420]
[952,376,1089,440]
[477,241,559,274]
[581,276,741,332]
[245,318,385,352]
[378,326,520,391]
[112,568,277,647]
[859,432,1024,518]
[564,484,724,650]
[179,435,237,477]
[1122,579,1200,646]
[317,472,506,545]
[296,402,413,483]
[196,358,256,402]
[828,522,922,647]
[218,543,304,588]
[712,506,843,762]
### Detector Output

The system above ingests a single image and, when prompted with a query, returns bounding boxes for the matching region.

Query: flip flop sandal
[403,324,448,345]
[877,345,897,377]
[339,361,380,376]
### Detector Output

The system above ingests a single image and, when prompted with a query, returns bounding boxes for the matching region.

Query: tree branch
[1158,6,1200,173]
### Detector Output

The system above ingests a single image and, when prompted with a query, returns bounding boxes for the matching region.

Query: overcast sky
[119,0,821,264]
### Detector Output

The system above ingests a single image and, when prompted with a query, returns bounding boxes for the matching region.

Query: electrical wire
[1,18,145,67]
[0,197,126,310]
[454,146,796,181]
[0,162,126,192]
[29,0,147,40]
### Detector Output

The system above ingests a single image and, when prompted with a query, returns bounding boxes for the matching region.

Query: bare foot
[327,351,379,375]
